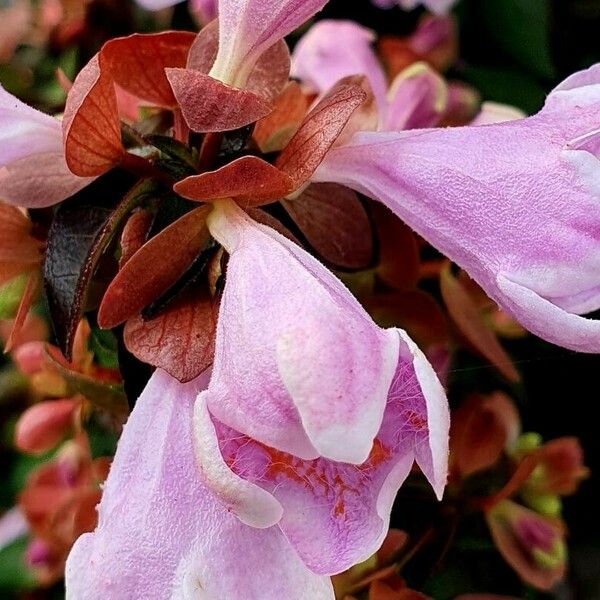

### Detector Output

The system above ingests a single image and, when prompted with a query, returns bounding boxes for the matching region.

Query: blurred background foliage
[1,0,600,598]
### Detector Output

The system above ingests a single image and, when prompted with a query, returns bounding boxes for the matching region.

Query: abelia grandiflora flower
[1,0,598,595]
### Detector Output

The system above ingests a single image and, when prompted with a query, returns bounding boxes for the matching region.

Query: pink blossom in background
[373,0,457,15]
[292,20,453,131]
[0,0,31,63]
[135,0,217,23]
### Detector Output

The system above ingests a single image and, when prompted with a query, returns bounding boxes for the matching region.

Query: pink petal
[314,64,600,352]
[0,152,93,208]
[65,369,333,599]
[0,85,62,163]
[191,0,217,23]
[196,328,447,574]
[0,87,88,207]
[210,0,327,86]
[291,20,388,113]
[385,62,447,130]
[205,201,399,464]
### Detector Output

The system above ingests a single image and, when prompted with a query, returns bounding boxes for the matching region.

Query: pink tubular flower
[208,0,327,87]
[372,0,457,15]
[312,64,600,352]
[65,370,335,599]
[292,20,448,131]
[192,200,449,574]
[0,85,92,208]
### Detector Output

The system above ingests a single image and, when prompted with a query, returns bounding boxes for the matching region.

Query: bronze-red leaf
[186,21,289,102]
[101,31,196,108]
[174,156,294,206]
[124,289,217,383]
[254,81,309,153]
[166,68,272,133]
[440,264,520,382]
[276,77,368,188]
[62,54,124,177]
[282,183,373,269]
[98,205,212,329]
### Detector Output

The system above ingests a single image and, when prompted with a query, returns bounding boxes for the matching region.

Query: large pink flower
[312,65,600,352]
[65,370,334,599]
[192,200,449,574]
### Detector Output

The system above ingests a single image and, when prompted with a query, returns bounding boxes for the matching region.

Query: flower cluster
[0,0,597,598]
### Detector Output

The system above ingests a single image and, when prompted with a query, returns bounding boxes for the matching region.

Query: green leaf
[0,537,36,592]
[482,0,555,79]
[0,275,28,320]
[89,328,120,370]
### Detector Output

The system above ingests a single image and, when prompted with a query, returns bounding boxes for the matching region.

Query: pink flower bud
[14,399,79,455]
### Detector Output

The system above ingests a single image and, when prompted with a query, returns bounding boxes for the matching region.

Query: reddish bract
[450,393,519,479]
[0,203,42,285]
[254,81,309,153]
[186,21,290,102]
[175,156,295,206]
[101,32,196,108]
[166,68,273,133]
[282,183,373,269]
[124,289,218,383]
[440,264,520,382]
[371,202,420,290]
[4,271,40,353]
[62,54,124,177]
[276,77,368,187]
[119,210,153,269]
[98,205,212,329]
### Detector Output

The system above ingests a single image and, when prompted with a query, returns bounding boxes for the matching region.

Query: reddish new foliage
[282,183,373,269]
[0,203,42,286]
[124,289,218,383]
[371,202,419,291]
[450,393,519,479]
[276,77,368,187]
[253,81,309,152]
[175,156,295,206]
[118,210,153,269]
[62,54,124,177]
[166,68,273,133]
[186,21,290,101]
[101,32,196,108]
[440,264,519,382]
[98,206,212,329]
